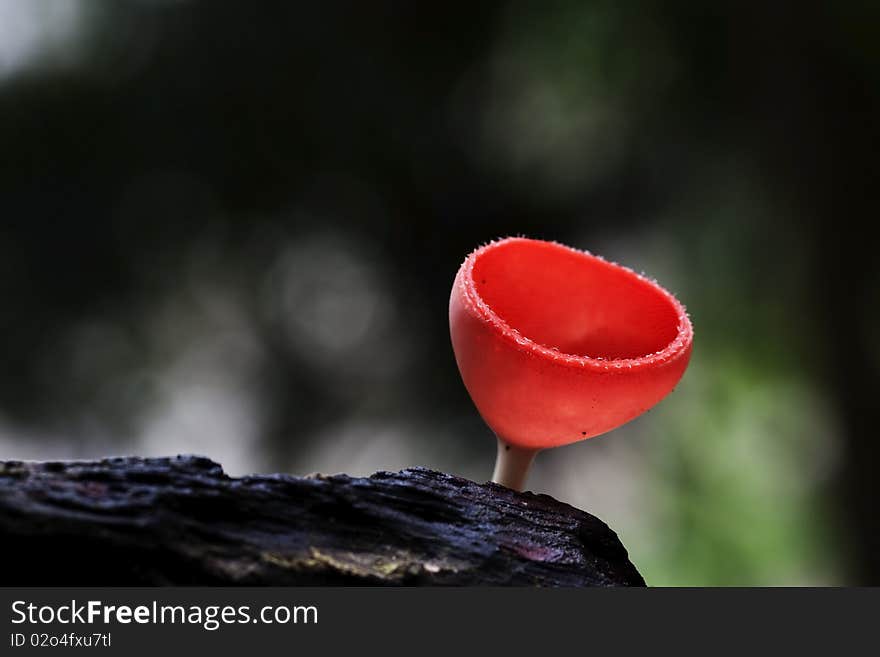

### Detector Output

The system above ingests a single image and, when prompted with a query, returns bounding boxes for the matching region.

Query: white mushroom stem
[491,437,539,492]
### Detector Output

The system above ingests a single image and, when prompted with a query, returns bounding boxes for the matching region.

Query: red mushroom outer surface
[449,237,693,451]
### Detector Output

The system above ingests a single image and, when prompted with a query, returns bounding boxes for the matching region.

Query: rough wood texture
[0,455,645,586]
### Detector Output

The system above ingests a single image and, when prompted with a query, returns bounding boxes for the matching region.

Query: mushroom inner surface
[473,240,681,360]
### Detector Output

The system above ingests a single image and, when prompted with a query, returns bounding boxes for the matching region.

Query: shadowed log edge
[0,455,645,586]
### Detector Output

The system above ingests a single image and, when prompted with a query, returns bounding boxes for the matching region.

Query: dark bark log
[0,455,645,586]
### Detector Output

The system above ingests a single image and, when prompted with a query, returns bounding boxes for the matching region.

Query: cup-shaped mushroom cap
[449,237,693,450]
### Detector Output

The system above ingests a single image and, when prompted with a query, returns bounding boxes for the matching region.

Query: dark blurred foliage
[0,0,877,584]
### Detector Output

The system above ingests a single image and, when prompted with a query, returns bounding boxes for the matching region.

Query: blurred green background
[0,0,877,585]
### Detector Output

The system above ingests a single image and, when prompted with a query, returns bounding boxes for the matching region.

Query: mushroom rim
[456,236,694,373]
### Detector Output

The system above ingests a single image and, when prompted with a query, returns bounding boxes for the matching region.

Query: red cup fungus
[449,237,693,491]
